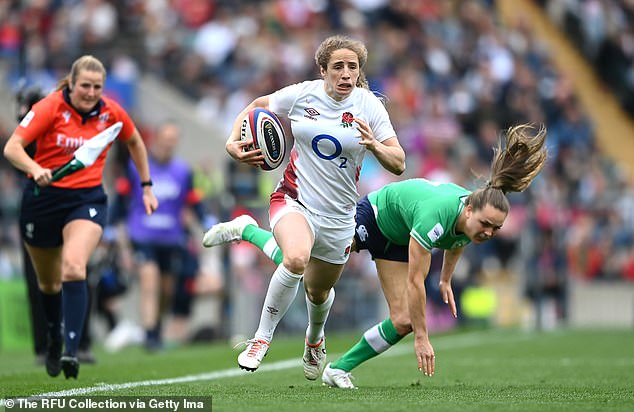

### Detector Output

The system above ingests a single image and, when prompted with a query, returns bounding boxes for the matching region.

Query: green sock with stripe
[330,318,404,372]
[242,225,283,265]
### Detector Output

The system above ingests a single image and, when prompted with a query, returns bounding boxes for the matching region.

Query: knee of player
[391,314,413,335]
[304,286,331,304]
[61,260,87,281]
[282,254,309,275]
[38,280,62,294]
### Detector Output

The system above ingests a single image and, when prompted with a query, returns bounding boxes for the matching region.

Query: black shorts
[354,196,409,262]
[172,274,195,316]
[20,182,108,247]
[131,242,189,275]
[131,243,197,316]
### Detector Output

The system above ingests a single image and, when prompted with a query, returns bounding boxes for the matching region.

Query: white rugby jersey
[269,80,396,218]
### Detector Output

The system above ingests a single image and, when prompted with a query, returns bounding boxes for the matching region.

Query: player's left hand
[142,189,159,215]
[414,335,435,377]
[439,280,457,318]
[354,117,377,151]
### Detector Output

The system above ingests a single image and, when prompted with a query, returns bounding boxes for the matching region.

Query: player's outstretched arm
[407,238,435,376]
[439,247,464,318]
[126,129,158,215]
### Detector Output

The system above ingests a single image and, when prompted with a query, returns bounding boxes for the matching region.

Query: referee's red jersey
[17,89,135,188]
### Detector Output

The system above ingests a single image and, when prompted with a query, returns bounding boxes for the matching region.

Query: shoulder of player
[20,91,65,128]
[98,97,134,130]
[277,79,319,95]
[303,79,323,89]
[33,90,64,111]
[402,184,463,210]
[353,86,380,100]
[350,88,387,113]
[100,95,127,115]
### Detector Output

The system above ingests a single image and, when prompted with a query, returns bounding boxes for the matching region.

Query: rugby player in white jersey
[205,124,548,388]
[216,35,405,378]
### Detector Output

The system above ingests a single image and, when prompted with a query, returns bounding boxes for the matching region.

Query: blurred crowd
[1,0,634,345]
[540,0,634,116]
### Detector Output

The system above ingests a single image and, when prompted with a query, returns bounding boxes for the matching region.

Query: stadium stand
[1,0,633,342]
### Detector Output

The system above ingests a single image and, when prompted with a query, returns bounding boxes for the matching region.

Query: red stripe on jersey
[278,148,299,199]
[269,191,288,224]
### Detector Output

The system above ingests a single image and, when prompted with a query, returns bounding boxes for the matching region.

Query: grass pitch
[1,328,633,411]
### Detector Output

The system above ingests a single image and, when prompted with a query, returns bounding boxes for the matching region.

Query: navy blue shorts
[131,242,197,315]
[20,182,108,248]
[354,196,409,262]
[131,242,190,276]
[172,270,195,316]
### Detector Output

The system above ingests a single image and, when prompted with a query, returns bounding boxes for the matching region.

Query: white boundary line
[0,331,530,404]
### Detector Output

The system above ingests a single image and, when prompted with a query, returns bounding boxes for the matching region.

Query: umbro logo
[89,208,98,218]
[304,108,320,120]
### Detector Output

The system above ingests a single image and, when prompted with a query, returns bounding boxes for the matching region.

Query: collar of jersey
[63,87,105,124]
[452,195,468,237]
[320,81,358,108]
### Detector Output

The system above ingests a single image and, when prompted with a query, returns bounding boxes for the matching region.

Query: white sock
[262,237,281,262]
[305,288,335,345]
[254,264,302,342]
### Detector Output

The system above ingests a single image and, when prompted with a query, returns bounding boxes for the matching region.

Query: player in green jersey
[203,123,547,388]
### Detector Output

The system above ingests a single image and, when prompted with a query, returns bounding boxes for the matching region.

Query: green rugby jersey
[367,178,472,251]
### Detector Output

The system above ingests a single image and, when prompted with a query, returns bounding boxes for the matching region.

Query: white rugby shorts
[269,192,354,265]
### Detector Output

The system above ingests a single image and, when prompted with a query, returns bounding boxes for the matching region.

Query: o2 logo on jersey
[311,134,347,168]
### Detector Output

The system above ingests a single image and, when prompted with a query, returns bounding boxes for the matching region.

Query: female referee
[3,55,158,379]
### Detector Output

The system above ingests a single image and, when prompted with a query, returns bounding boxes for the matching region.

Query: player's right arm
[407,237,435,376]
[225,95,268,165]
[4,97,56,186]
[3,132,52,186]
[125,129,158,215]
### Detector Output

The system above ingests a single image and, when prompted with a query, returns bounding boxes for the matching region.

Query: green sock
[242,225,283,265]
[330,318,404,372]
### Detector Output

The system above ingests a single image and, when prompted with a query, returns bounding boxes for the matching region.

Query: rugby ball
[240,108,286,171]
